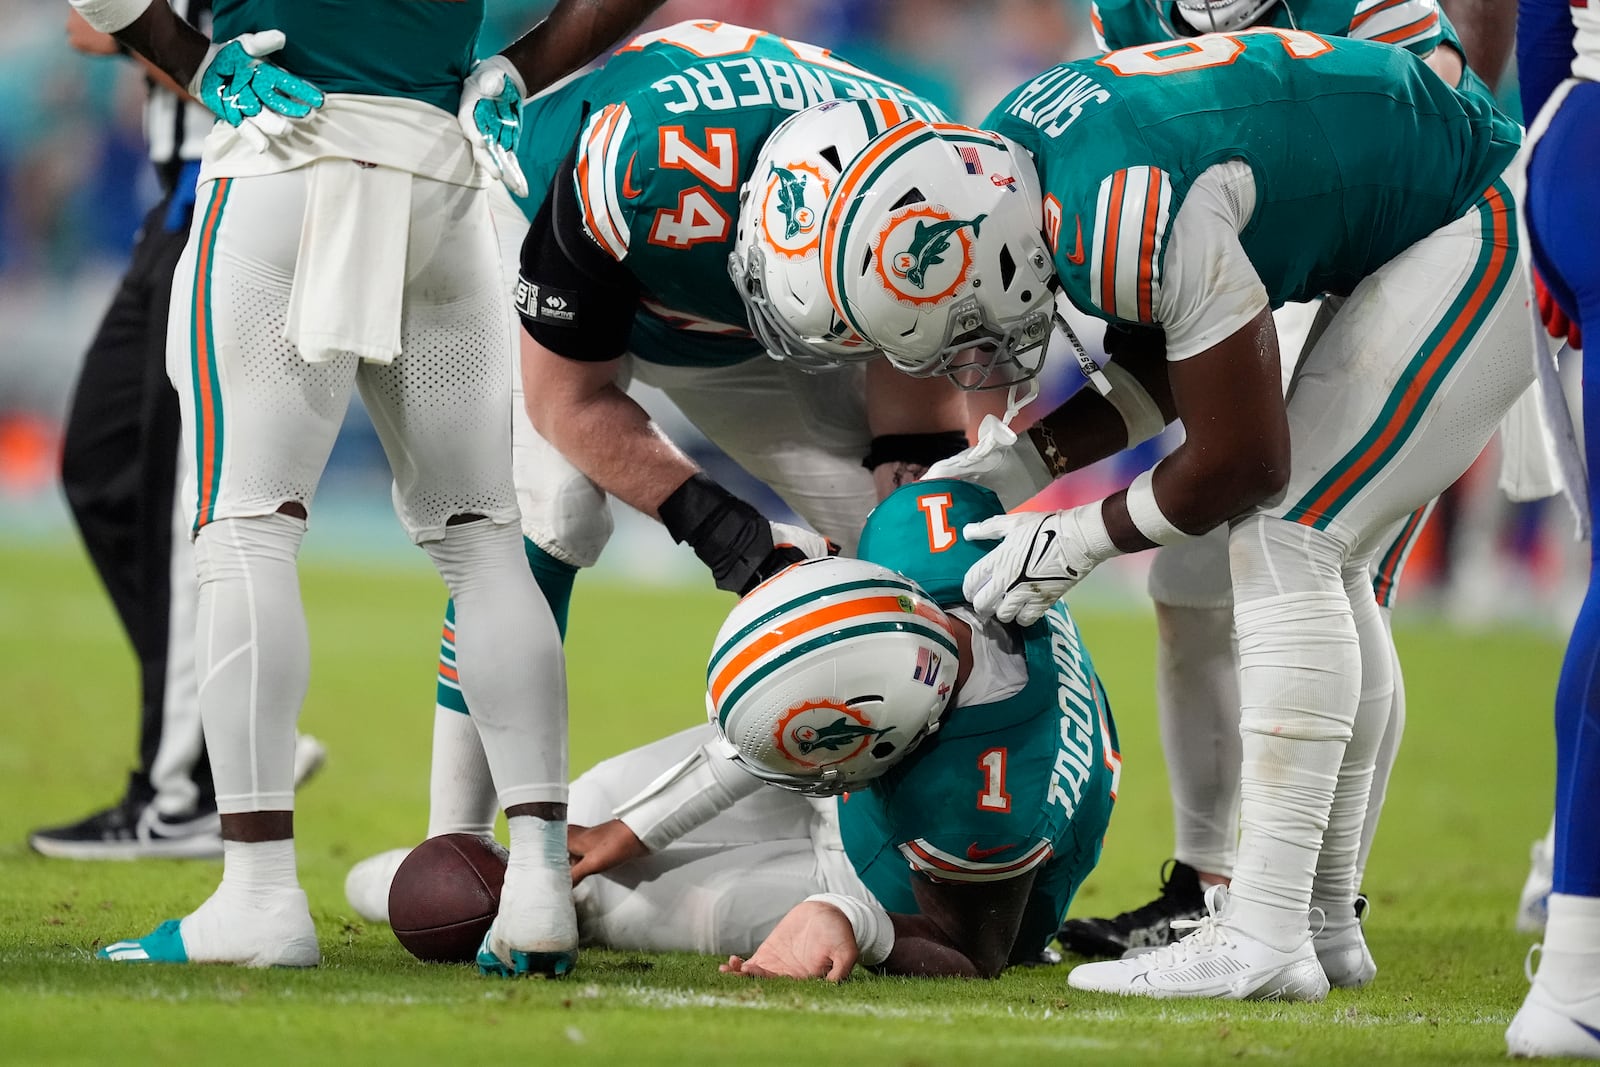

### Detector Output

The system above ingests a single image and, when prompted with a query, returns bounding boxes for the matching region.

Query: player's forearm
[98,1,210,88]
[863,359,970,494]
[524,374,698,520]
[498,0,667,96]
[879,915,993,978]
[1441,0,1517,90]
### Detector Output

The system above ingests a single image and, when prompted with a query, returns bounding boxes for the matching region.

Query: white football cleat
[1517,832,1555,935]
[344,848,410,924]
[1508,949,1600,1059]
[1314,918,1376,989]
[479,864,578,979]
[1069,886,1329,1002]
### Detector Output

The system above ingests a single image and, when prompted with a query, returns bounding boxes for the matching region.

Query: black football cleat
[1056,859,1207,957]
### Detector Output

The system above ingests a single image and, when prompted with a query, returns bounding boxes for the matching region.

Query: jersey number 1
[977,747,1011,812]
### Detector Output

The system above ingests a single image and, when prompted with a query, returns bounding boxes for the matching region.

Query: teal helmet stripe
[706,576,925,683]
[716,618,960,728]
[828,127,1004,339]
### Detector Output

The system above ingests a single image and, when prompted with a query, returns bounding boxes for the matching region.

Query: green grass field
[0,541,1569,1065]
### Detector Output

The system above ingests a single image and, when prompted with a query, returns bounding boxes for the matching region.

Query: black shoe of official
[1056,859,1207,957]
[28,776,222,861]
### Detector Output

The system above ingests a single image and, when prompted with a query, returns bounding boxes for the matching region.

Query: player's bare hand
[567,820,647,885]
[718,901,857,981]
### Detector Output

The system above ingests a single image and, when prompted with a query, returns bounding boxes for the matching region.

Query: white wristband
[1101,362,1167,447]
[1125,468,1187,545]
[69,0,153,34]
[804,892,895,967]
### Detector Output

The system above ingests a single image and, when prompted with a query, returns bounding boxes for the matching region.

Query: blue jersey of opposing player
[840,482,1121,961]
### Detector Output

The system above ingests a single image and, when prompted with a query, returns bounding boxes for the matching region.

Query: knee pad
[1148,526,1235,609]
[1229,514,1347,604]
[193,513,307,583]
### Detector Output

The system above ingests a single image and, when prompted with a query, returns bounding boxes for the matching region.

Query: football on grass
[388,833,508,963]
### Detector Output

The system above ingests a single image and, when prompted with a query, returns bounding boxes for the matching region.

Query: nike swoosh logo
[967,842,1018,861]
[621,154,642,199]
[1578,1019,1600,1045]
[1064,215,1085,265]
[1029,528,1058,574]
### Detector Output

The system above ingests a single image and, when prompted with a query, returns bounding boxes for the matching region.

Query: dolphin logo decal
[890,214,987,289]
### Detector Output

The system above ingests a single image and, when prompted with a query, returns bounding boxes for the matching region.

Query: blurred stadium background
[0,0,1581,629]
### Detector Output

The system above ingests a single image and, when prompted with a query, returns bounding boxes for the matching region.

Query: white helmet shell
[707,556,959,796]
[730,99,923,370]
[820,120,1056,389]
[1173,0,1283,33]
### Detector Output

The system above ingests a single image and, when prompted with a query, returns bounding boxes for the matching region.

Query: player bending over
[767,32,1528,999]
[1056,0,1515,959]
[346,23,971,910]
[81,0,665,976]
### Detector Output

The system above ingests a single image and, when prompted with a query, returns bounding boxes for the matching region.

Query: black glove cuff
[659,474,777,594]
[861,431,970,471]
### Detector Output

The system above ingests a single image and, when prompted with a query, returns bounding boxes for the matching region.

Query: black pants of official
[60,193,213,808]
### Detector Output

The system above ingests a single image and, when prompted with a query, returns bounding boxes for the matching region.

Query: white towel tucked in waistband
[284,158,411,364]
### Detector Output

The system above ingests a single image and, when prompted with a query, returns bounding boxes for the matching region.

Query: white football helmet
[819,119,1055,389]
[1173,0,1283,33]
[729,99,920,370]
[708,556,959,796]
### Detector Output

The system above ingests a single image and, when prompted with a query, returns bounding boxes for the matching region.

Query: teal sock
[523,537,578,640]
[435,541,578,716]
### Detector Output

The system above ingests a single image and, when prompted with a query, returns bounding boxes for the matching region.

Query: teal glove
[188,30,324,151]
[457,55,529,197]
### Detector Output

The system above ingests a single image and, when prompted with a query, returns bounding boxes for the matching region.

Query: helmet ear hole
[998,245,1016,290]
[871,741,897,759]
[891,187,926,210]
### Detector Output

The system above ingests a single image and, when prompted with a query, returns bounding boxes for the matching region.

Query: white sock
[1357,606,1404,884]
[490,814,577,956]
[423,520,567,810]
[178,839,317,966]
[194,514,309,815]
[1154,603,1241,877]
[427,707,497,838]
[1312,566,1393,926]
[1538,893,1600,1003]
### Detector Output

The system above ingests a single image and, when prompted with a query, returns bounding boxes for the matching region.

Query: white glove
[961,507,1116,625]
[920,414,1055,510]
[458,55,530,197]
[188,31,325,152]
[770,522,838,560]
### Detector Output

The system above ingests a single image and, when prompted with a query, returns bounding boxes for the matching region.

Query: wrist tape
[803,892,895,967]
[1125,468,1187,545]
[70,0,153,33]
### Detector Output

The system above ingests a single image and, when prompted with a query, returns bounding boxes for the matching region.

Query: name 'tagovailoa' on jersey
[516,21,944,366]
[212,0,483,114]
[983,32,1519,329]
[842,481,1120,959]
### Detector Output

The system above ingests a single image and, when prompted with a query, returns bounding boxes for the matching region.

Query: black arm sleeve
[516,143,641,362]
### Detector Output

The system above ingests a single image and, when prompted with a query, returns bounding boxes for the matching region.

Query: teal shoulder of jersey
[983,34,1518,324]
[212,0,483,114]
[844,482,1119,960]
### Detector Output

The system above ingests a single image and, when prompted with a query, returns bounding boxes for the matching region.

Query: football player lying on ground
[370,482,1119,979]
[768,31,1529,999]
[345,23,971,915]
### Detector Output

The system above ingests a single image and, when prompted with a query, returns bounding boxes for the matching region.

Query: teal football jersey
[844,481,1121,960]
[1090,0,1497,106]
[212,0,482,114]
[512,20,944,367]
[982,32,1519,327]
